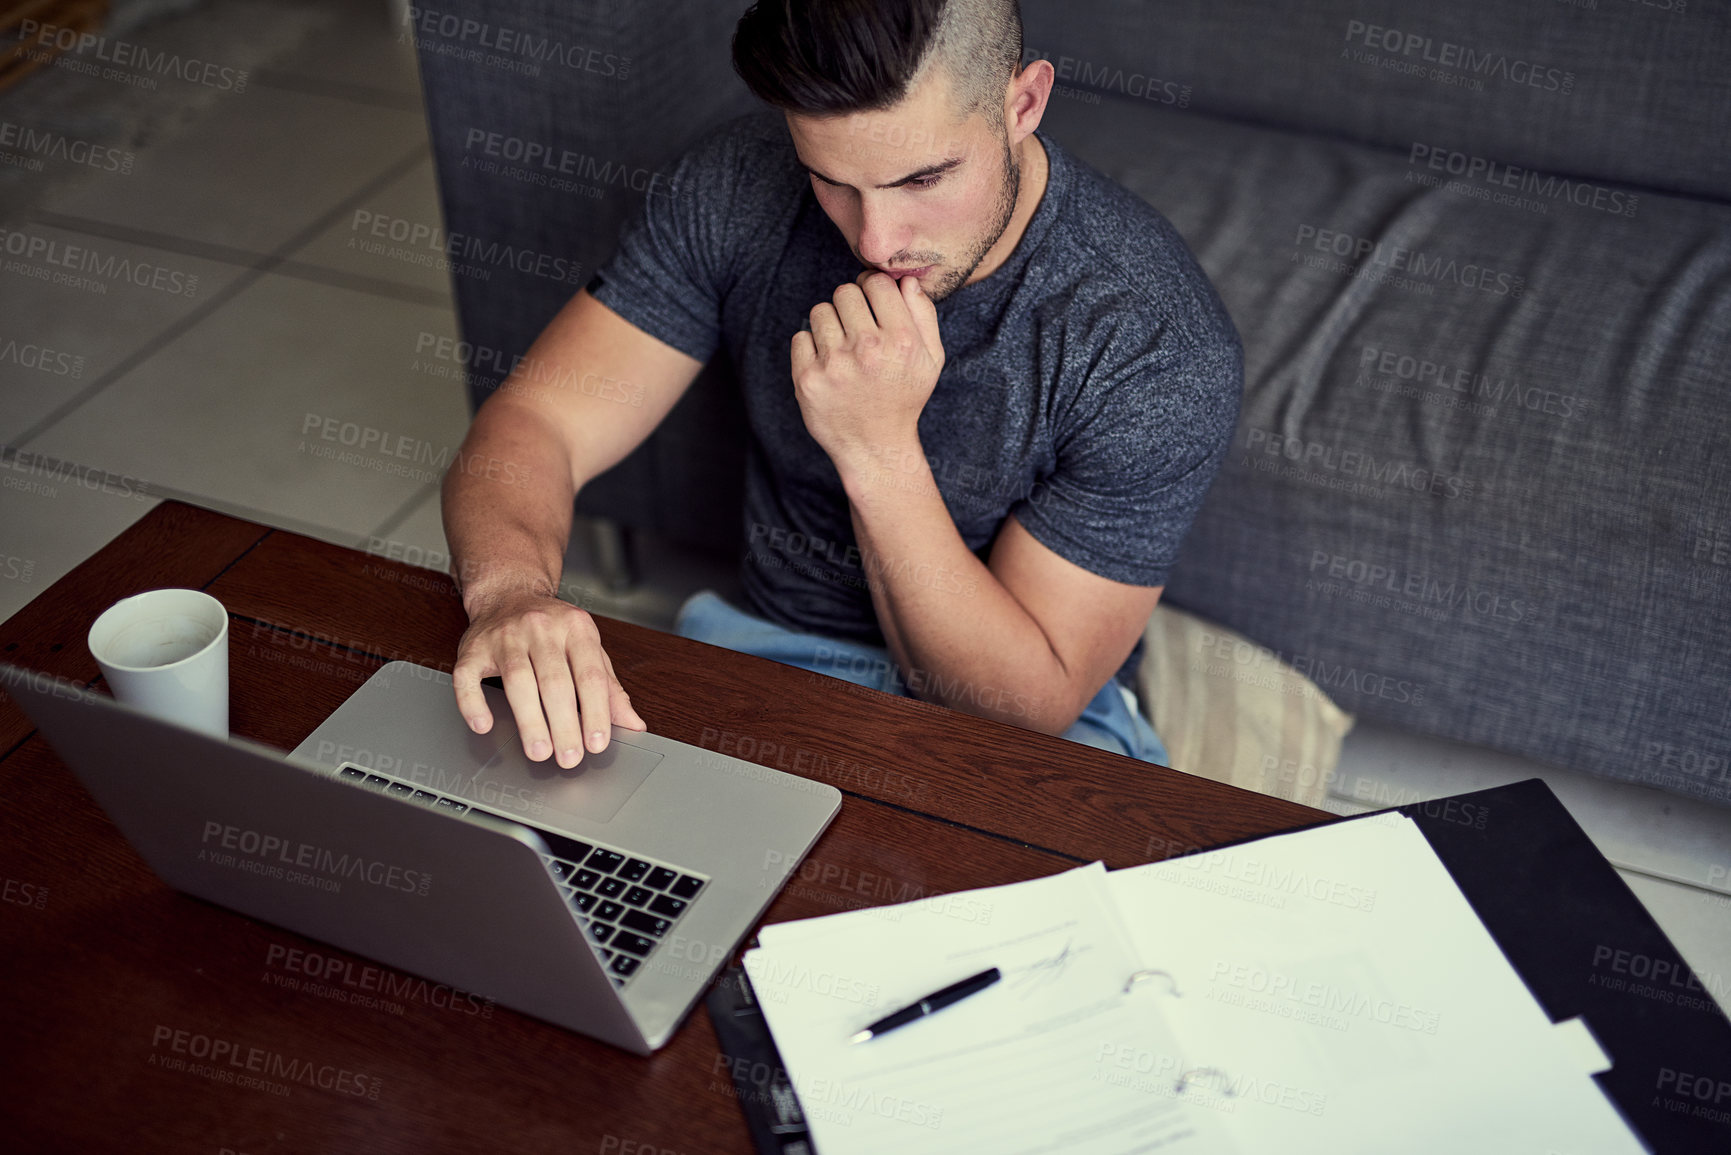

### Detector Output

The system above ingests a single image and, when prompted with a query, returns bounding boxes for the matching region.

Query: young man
[440,0,1242,769]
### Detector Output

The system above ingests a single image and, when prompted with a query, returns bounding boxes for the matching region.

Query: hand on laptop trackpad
[475,726,662,825]
[471,679,661,823]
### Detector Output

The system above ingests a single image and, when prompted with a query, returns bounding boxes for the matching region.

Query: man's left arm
[793,269,1237,735]
[843,459,1163,735]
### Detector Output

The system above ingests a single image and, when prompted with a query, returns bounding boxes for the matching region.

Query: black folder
[708,779,1731,1153]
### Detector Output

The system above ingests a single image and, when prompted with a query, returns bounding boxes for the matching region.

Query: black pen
[848,967,1001,1044]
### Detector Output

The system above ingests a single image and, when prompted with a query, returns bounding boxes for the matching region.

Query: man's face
[786,65,1019,303]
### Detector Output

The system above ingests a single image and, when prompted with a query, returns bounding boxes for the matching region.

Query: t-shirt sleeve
[583,125,751,364]
[1011,338,1243,588]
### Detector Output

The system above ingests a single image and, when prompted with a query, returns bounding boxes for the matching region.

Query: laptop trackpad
[472,734,662,824]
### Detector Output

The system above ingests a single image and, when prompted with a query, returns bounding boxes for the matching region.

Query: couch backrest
[1022,0,1730,202]
[408,0,761,543]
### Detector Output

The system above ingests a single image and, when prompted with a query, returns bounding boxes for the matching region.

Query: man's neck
[963,131,1050,288]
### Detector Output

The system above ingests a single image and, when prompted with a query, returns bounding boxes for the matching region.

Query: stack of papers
[742,813,1649,1154]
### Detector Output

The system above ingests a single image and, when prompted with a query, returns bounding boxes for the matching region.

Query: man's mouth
[875,264,933,277]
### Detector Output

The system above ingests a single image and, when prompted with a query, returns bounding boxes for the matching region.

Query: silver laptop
[2,659,841,1054]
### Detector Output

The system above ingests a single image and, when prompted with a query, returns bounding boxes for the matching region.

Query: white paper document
[745,863,1240,1154]
[743,815,1651,1155]
[1106,812,1649,1154]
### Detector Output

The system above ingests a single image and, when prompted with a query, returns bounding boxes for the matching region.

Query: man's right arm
[441,286,704,769]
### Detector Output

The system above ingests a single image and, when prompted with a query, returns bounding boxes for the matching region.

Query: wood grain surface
[0,501,1331,1154]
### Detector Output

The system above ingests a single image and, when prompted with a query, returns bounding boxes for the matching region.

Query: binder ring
[1177,1066,1236,1098]
[1123,968,1181,997]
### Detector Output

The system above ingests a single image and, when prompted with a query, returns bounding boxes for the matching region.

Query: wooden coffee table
[0,500,1326,1153]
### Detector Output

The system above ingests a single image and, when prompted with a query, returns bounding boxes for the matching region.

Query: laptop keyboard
[335,764,708,989]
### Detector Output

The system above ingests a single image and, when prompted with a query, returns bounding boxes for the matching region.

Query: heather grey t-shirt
[587,110,1242,689]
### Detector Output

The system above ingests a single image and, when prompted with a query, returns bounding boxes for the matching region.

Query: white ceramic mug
[87,588,229,739]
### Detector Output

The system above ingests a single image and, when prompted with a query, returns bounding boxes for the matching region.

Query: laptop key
[610,955,641,978]
[623,886,654,908]
[363,774,392,790]
[612,931,654,958]
[617,858,652,882]
[644,866,679,890]
[339,767,367,781]
[586,848,626,874]
[574,892,597,913]
[588,923,615,945]
[621,909,671,938]
[595,900,625,922]
[540,832,594,864]
[386,782,415,798]
[435,796,468,814]
[669,875,705,900]
[548,859,579,883]
[648,894,687,919]
[410,790,439,806]
[574,869,601,890]
[596,877,627,899]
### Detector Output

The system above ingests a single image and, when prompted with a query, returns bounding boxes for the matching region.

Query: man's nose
[855,198,910,267]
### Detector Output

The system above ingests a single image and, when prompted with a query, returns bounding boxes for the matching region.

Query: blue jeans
[673,590,1169,765]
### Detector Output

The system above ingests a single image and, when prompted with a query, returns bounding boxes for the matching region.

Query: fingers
[899,274,944,367]
[601,648,648,731]
[499,655,555,763]
[790,329,816,380]
[570,638,615,755]
[808,300,845,353]
[829,281,877,337]
[857,274,939,372]
[455,599,630,768]
[451,660,496,734]
[528,633,586,767]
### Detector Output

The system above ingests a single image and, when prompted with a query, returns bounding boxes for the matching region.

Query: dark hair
[732,0,1023,128]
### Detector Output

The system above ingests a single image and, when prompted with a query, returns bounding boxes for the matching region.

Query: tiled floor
[2,0,1725,1000]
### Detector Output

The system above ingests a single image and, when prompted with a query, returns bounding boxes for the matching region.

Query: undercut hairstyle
[732,0,1024,131]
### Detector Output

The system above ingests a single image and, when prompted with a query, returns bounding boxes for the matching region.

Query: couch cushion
[1023,0,1731,202]
[1038,88,1731,806]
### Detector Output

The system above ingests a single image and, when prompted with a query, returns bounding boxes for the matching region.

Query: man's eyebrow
[800,155,965,189]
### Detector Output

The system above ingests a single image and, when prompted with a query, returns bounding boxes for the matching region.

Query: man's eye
[908,175,943,189]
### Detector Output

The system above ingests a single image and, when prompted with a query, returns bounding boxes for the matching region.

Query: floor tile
[0,469,161,625]
[287,155,455,294]
[25,268,465,540]
[36,52,427,259]
[0,222,246,443]
[250,0,424,103]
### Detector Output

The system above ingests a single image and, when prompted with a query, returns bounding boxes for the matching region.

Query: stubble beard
[900,134,1022,305]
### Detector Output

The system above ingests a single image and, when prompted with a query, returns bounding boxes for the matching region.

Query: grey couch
[409,1,1731,806]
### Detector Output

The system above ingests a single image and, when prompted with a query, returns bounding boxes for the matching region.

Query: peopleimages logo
[402,7,630,78]
[1342,20,1575,94]
[1293,224,1525,298]
[462,129,681,200]
[347,210,582,285]
[1243,426,1478,500]
[1356,343,1593,421]
[199,820,432,897]
[1408,143,1637,218]
[17,19,250,91]
[0,120,134,173]
[0,226,199,296]
[1021,47,1191,107]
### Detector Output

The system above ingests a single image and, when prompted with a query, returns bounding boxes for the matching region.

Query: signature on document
[1006,938,1091,996]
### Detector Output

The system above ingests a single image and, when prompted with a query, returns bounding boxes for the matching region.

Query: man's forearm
[840,444,1080,734]
[440,398,581,615]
